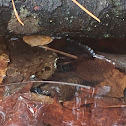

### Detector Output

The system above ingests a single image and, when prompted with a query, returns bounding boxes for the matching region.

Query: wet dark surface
[1,0,126,39]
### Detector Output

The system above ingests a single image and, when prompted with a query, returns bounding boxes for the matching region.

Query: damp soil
[0,36,126,125]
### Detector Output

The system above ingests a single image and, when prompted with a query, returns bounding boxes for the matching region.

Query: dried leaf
[0,53,9,84]
[97,69,126,97]
[31,93,54,104]
[76,58,114,83]
[91,97,126,125]
[0,83,125,126]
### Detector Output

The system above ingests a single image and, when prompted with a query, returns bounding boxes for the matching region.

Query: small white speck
[30,75,35,79]
[49,20,53,23]
[19,96,23,100]
[106,14,109,17]
[29,107,35,115]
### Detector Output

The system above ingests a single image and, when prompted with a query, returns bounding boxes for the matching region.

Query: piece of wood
[42,46,78,59]
[0,0,126,38]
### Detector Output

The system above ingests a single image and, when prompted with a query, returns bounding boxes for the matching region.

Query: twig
[12,0,24,25]
[0,80,91,89]
[72,0,100,22]
[41,46,78,59]
[103,105,126,108]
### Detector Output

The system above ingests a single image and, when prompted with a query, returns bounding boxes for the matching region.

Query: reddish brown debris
[0,83,125,126]
[76,58,114,83]
[97,69,126,97]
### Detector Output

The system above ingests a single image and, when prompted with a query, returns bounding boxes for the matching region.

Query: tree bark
[0,0,126,38]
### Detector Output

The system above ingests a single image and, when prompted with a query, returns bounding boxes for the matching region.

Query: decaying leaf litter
[0,0,125,125]
[0,35,126,125]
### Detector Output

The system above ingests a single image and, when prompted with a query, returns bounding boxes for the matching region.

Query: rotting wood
[0,0,126,38]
